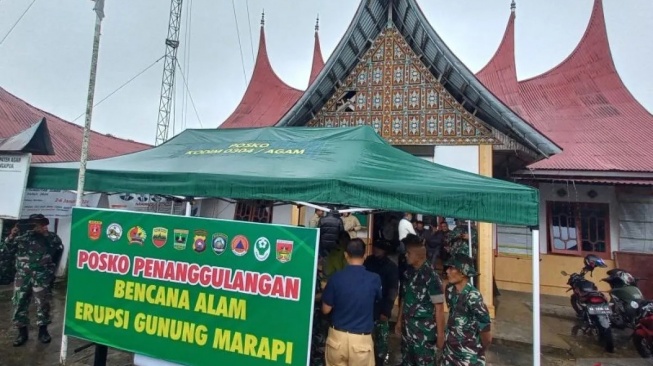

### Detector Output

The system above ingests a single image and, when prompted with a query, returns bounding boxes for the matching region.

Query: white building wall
[433,146,479,174]
[199,198,236,220]
[271,205,293,225]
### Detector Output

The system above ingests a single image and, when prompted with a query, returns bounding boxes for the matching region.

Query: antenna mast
[155,0,184,146]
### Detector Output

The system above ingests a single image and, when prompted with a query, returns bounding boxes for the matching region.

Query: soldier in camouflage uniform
[447,219,478,259]
[0,221,19,285]
[1,214,61,346]
[443,254,492,366]
[395,234,446,366]
[364,239,398,365]
[310,258,328,366]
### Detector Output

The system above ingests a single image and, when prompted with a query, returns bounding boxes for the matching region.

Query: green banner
[65,208,319,366]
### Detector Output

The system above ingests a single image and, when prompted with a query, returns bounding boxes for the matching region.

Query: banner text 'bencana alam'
[65,209,319,366]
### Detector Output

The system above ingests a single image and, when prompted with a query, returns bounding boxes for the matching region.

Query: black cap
[28,214,49,225]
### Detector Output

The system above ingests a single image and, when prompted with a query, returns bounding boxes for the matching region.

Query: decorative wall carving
[307,24,497,145]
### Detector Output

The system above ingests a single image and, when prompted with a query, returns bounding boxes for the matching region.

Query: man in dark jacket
[364,239,398,366]
[318,209,344,257]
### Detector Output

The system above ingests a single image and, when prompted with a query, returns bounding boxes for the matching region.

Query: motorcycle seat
[577,280,598,293]
[579,290,605,299]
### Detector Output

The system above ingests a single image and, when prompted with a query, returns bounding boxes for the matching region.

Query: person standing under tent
[318,208,345,257]
[310,208,324,228]
[311,260,329,366]
[341,212,362,239]
[443,254,492,366]
[1,214,62,346]
[423,220,449,269]
[324,231,351,279]
[322,238,381,366]
[447,219,478,259]
[395,234,446,365]
[363,239,399,365]
[397,213,416,302]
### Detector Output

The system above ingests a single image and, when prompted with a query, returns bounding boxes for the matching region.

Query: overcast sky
[0,0,651,145]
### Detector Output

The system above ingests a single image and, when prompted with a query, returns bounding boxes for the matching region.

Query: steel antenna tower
[155,0,183,146]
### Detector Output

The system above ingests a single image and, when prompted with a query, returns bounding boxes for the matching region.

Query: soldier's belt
[331,326,371,336]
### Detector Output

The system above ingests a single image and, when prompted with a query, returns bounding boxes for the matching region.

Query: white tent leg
[532,229,541,366]
[467,220,474,286]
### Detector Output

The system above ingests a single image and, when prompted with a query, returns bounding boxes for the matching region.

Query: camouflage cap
[28,214,49,225]
[445,254,479,277]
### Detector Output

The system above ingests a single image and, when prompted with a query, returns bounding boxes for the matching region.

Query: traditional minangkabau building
[209,0,653,304]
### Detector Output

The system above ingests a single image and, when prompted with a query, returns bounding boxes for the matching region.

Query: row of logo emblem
[88,221,293,263]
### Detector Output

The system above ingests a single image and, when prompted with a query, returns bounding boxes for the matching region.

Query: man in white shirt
[397,213,417,307]
[398,213,416,247]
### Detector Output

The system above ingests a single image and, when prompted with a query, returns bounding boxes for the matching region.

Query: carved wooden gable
[307,25,497,145]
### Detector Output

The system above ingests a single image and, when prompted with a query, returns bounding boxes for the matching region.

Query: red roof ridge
[309,22,325,85]
[219,24,303,128]
[249,25,302,94]
[476,9,520,109]
[519,0,614,84]
[0,86,150,148]
[477,11,516,78]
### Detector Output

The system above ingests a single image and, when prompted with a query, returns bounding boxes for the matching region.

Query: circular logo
[106,223,123,241]
[253,237,271,261]
[231,235,249,256]
[127,226,147,245]
[212,233,228,255]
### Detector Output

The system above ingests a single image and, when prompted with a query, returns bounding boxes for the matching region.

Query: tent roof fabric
[28,126,539,226]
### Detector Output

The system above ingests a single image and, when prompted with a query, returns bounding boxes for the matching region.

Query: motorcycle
[633,301,653,360]
[561,254,614,353]
[601,268,645,329]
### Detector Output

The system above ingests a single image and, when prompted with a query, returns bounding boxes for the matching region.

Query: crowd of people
[310,208,492,366]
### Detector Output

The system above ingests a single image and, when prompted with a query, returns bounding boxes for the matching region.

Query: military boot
[13,327,28,347]
[38,325,51,343]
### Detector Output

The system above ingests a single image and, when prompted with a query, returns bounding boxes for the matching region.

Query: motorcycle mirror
[560,270,568,276]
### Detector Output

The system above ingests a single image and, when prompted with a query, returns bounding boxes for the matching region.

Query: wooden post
[478,144,495,318]
[290,205,301,226]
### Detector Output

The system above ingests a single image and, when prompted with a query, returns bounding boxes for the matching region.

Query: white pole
[467,220,474,286]
[185,200,191,217]
[532,229,541,366]
[61,6,104,365]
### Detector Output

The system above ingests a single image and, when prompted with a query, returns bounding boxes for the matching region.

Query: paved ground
[0,284,651,365]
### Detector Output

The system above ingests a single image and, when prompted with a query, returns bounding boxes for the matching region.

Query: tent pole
[185,199,192,217]
[467,220,473,287]
[532,228,541,366]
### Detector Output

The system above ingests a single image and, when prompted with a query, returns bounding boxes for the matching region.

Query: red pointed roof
[0,87,149,163]
[476,10,522,115]
[477,0,653,173]
[219,25,303,129]
[309,27,325,84]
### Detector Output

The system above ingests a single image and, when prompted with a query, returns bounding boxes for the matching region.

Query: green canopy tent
[27,126,539,226]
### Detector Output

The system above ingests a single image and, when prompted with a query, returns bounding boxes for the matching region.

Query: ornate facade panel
[307,24,497,145]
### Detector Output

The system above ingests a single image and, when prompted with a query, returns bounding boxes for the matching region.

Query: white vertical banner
[0,153,31,219]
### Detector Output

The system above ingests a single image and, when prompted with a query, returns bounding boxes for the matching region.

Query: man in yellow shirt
[341,212,362,239]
